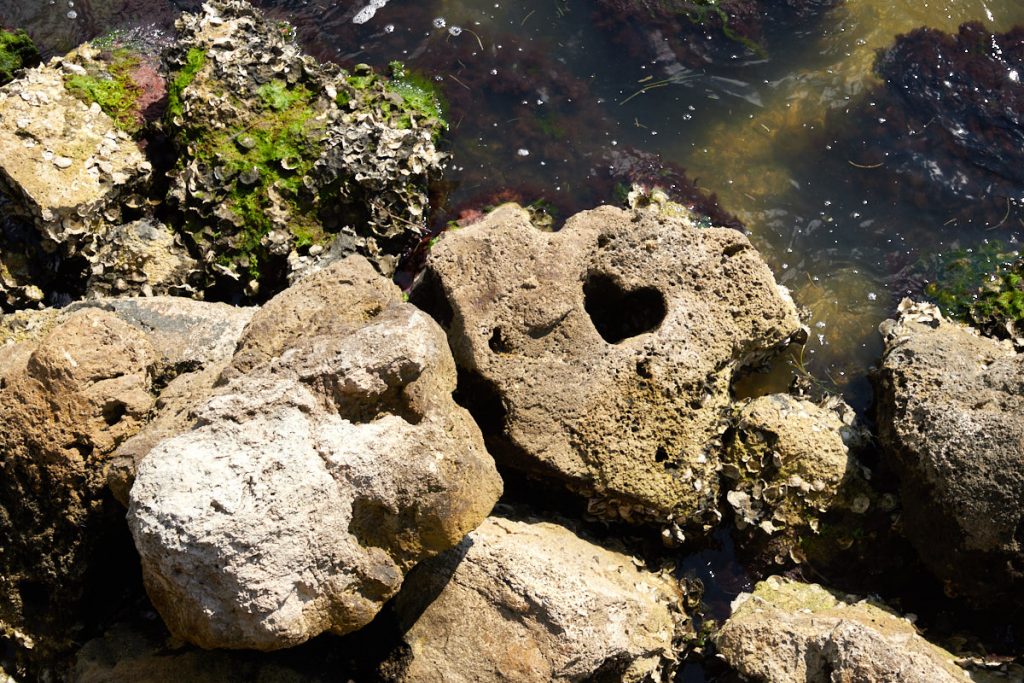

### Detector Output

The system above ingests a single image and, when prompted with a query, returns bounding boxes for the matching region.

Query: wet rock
[715,575,970,682]
[723,394,865,539]
[82,218,200,299]
[875,300,1024,607]
[416,204,801,523]
[128,256,502,650]
[0,297,252,667]
[393,516,687,682]
[0,29,40,86]
[165,0,445,298]
[592,0,841,76]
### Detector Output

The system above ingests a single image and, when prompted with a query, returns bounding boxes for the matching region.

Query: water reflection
[4,0,1024,408]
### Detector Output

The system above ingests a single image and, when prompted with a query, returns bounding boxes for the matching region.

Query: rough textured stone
[0,310,156,659]
[723,394,864,538]
[165,0,445,296]
[416,203,801,523]
[876,300,1024,606]
[394,516,687,683]
[0,297,252,664]
[0,46,150,252]
[128,257,502,650]
[715,576,970,682]
[82,218,199,299]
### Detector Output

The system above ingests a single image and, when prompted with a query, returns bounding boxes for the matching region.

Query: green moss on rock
[925,241,1024,339]
[0,29,40,86]
[64,49,143,134]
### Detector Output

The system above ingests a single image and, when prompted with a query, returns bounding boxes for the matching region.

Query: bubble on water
[433,17,446,29]
[516,149,530,157]
[448,26,462,37]
[489,69,498,76]
[867,292,878,302]
[384,24,395,33]
[352,0,391,24]
[66,9,77,18]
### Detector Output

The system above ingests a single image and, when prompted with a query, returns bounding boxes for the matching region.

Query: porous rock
[393,516,687,683]
[723,394,863,538]
[165,0,445,296]
[0,297,252,662]
[128,256,502,650]
[0,309,155,659]
[876,300,1024,606]
[0,46,151,253]
[82,218,199,299]
[417,204,801,523]
[715,576,970,682]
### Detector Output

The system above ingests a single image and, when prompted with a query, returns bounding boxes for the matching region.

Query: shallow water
[7,0,1023,409]
[2,0,1023,674]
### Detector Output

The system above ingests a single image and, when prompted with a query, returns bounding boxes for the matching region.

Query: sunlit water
[3,0,1023,675]
[7,0,1024,410]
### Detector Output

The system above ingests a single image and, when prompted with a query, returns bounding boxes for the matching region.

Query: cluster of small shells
[721,396,862,539]
[167,0,445,292]
[0,45,154,309]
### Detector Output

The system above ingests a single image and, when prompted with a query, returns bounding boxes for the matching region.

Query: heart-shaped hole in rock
[583,272,667,344]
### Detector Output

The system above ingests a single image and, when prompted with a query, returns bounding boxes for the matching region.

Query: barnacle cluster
[165,0,446,297]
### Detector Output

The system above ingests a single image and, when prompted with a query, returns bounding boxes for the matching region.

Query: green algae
[336,62,448,139]
[167,47,207,120]
[0,29,40,86]
[64,49,143,134]
[925,241,1024,338]
[190,80,326,282]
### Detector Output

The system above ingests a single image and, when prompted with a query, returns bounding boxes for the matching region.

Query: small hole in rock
[102,400,127,426]
[655,446,668,462]
[488,327,512,353]
[584,273,667,344]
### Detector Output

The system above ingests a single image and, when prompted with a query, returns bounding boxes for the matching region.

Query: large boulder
[164,0,446,297]
[393,516,688,682]
[0,297,252,664]
[715,576,970,682]
[875,300,1024,606]
[415,204,801,523]
[127,256,502,650]
[0,41,198,310]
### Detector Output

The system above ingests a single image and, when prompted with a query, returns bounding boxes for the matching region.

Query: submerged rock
[416,204,801,524]
[875,300,1024,607]
[715,576,970,682]
[0,297,251,667]
[128,256,502,650]
[592,0,841,77]
[164,0,446,298]
[830,22,1024,229]
[393,516,688,682]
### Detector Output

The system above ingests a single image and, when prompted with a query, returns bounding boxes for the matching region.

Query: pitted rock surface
[715,576,970,682]
[165,0,445,295]
[0,310,156,659]
[82,218,199,299]
[0,297,252,662]
[393,516,687,683]
[723,394,861,538]
[417,204,801,522]
[0,46,150,251]
[128,256,502,650]
[876,301,1024,607]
